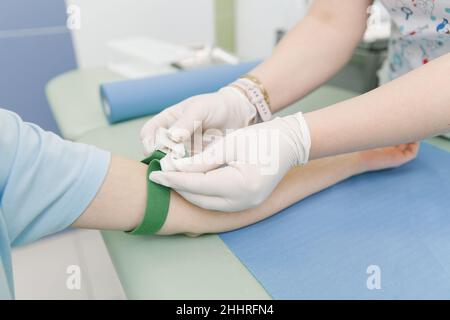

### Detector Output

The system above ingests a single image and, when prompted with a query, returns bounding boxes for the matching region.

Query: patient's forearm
[160,153,364,235]
[73,153,363,234]
[72,156,147,231]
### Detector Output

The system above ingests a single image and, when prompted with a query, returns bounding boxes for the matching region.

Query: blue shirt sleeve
[0,108,111,246]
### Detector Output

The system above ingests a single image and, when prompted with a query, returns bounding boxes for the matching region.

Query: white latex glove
[149,113,311,212]
[140,87,258,156]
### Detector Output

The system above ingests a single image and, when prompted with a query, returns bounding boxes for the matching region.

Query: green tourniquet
[127,150,170,235]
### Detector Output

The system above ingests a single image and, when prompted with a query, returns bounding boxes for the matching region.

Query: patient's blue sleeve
[0,108,110,298]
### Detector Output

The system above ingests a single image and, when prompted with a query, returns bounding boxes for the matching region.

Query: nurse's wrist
[219,86,259,126]
[228,75,273,123]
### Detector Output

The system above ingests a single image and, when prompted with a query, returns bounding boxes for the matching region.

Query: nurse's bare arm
[251,0,373,111]
[72,143,418,235]
[305,53,450,160]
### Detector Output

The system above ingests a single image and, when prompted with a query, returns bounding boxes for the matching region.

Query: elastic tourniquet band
[127,150,170,235]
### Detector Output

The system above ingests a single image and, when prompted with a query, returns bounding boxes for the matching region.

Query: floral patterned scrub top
[380,0,450,81]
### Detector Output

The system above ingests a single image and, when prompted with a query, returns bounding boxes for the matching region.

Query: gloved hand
[149,113,311,212]
[140,87,258,156]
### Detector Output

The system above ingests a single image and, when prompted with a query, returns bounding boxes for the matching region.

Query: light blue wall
[0,0,77,132]
[0,0,67,30]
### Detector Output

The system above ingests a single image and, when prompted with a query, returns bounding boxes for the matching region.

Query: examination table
[46,68,450,299]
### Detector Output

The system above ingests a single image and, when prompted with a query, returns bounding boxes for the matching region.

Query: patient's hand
[358,142,420,173]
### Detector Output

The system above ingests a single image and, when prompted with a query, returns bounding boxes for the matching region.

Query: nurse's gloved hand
[149,113,311,212]
[140,87,258,156]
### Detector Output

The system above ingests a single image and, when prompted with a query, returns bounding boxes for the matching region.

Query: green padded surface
[100,232,270,300]
[46,68,124,140]
[275,86,357,116]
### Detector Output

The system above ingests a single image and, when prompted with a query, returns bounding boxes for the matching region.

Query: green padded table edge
[45,68,124,140]
[128,150,170,235]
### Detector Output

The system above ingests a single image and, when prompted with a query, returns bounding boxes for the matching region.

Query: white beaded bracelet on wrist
[229,77,272,122]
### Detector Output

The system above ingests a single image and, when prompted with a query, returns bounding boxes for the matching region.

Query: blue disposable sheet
[100,61,259,124]
[220,143,450,299]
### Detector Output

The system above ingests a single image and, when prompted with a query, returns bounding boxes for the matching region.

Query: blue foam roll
[100,61,260,124]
